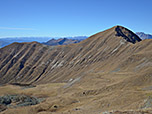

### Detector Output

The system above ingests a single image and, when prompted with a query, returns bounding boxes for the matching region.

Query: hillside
[0,25,152,114]
[0,25,142,84]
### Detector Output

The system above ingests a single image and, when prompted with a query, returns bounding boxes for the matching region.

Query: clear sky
[0,0,152,38]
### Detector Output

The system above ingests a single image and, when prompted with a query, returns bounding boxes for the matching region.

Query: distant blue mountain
[1,32,152,48]
[0,36,88,48]
[42,36,88,46]
[43,38,81,46]
[66,36,88,40]
[0,37,51,48]
[136,32,152,40]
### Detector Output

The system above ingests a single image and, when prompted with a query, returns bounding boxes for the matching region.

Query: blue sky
[0,0,152,38]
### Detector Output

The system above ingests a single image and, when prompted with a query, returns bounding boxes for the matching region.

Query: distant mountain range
[42,37,87,46]
[1,32,152,48]
[0,36,87,48]
[0,37,51,48]
[43,38,80,46]
[136,32,152,40]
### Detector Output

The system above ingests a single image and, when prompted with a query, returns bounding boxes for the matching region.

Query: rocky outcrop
[0,94,43,109]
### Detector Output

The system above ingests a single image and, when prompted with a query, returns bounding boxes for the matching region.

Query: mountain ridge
[0,36,87,48]
[0,25,144,85]
[0,25,152,113]
[42,38,82,46]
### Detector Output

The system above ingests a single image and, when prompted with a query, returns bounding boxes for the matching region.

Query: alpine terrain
[0,25,152,114]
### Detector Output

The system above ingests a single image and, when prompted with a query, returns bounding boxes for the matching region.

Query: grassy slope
[0,26,152,113]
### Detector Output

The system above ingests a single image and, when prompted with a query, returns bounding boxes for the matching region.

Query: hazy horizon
[0,0,152,38]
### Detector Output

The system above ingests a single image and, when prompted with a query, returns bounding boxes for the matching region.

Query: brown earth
[0,25,152,113]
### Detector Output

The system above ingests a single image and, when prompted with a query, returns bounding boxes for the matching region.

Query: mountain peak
[113,25,142,44]
[136,32,152,40]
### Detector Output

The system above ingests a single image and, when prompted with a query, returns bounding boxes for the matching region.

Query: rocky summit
[0,25,152,114]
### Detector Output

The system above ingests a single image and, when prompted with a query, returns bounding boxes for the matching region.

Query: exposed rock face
[0,94,43,112]
[0,25,151,86]
[115,26,141,43]
[0,94,40,107]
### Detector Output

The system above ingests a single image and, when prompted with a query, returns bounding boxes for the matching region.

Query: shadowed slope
[115,25,141,43]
